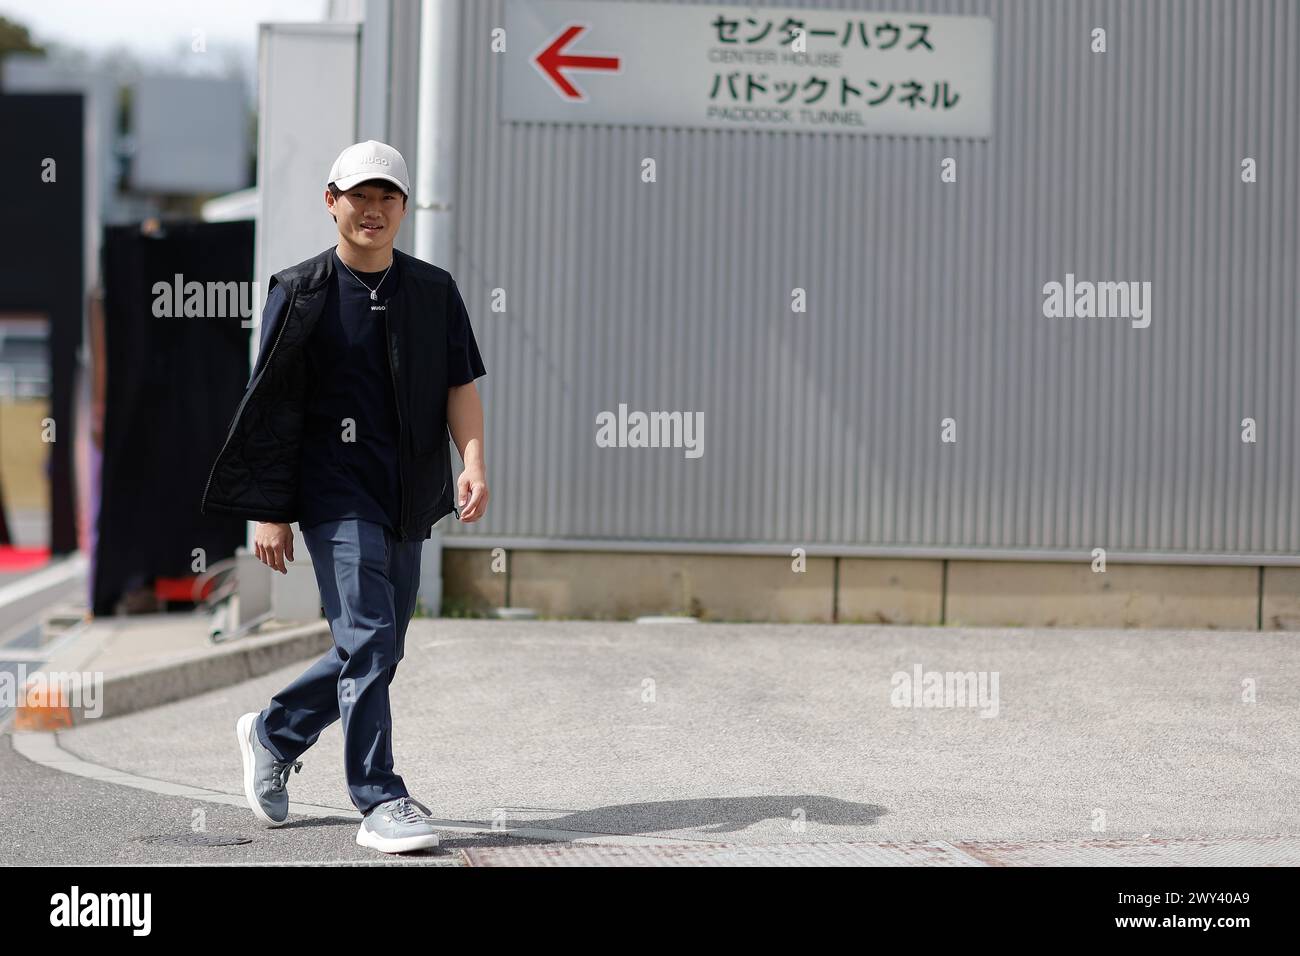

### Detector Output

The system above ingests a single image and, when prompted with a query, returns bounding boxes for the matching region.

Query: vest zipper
[201,287,298,515]
[384,299,408,540]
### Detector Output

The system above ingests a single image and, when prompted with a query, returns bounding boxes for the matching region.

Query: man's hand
[254,521,295,573]
[446,381,486,522]
[456,467,489,522]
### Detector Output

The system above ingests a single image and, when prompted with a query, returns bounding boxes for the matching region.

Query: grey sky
[1,1,328,69]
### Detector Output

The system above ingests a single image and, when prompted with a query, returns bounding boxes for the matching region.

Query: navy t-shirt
[255,249,486,533]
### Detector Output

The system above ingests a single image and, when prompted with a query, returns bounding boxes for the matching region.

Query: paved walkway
[10,619,1297,862]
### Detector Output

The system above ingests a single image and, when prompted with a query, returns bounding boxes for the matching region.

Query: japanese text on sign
[502,1,993,137]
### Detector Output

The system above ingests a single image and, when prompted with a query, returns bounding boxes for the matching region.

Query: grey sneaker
[356,796,440,854]
[237,711,302,826]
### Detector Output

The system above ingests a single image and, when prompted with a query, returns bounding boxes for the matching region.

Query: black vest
[201,246,458,539]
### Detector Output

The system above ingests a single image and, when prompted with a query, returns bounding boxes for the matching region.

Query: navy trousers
[255,518,423,815]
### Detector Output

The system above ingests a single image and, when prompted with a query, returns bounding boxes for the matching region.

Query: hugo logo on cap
[328,140,410,194]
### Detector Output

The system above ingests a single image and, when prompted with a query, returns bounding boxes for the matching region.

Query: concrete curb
[0,555,87,636]
[16,620,332,726]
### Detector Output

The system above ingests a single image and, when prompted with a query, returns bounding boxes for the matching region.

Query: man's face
[327,181,406,248]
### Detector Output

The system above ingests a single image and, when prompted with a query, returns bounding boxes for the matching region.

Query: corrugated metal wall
[444,0,1298,561]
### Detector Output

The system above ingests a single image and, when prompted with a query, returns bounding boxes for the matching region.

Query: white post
[414,0,462,616]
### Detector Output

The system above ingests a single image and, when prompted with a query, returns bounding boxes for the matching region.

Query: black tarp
[93,219,252,615]
[0,93,83,552]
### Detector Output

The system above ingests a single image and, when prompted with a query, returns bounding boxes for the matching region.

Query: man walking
[201,140,488,854]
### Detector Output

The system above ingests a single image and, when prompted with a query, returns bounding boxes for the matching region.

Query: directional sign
[502,0,993,137]
[532,24,622,100]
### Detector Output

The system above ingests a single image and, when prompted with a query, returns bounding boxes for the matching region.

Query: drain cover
[135,833,253,847]
[954,836,1300,867]
[464,841,982,867]
[462,836,1300,867]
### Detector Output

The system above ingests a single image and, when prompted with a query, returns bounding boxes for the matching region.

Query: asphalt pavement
[5,618,1297,864]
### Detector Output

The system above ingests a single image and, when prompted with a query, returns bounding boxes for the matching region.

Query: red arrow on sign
[532,24,621,101]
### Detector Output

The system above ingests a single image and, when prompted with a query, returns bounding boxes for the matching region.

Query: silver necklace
[339,255,392,300]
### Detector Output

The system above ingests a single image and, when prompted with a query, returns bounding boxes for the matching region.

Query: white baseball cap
[327,140,410,196]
